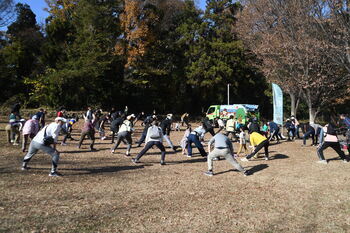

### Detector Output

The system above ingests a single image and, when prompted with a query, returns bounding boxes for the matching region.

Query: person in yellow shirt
[241,132,269,161]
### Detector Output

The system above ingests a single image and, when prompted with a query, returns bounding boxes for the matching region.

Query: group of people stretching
[4,104,350,177]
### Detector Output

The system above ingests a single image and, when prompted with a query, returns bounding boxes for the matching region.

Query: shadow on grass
[270,154,289,160]
[167,157,207,165]
[58,165,145,175]
[213,164,269,176]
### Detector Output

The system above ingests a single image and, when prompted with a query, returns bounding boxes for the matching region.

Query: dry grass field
[1,117,350,232]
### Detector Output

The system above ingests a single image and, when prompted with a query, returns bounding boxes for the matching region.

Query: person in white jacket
[21,117,66,177]
[132,120,166,165]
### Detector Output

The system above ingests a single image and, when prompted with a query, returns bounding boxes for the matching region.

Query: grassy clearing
[1,118,350,232]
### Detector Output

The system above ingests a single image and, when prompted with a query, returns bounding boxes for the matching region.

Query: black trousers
[317,141,347,161]
[247,140,269,159]
[135,141,166,161]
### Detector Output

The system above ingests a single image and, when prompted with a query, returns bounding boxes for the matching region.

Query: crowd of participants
[4,103,350,177]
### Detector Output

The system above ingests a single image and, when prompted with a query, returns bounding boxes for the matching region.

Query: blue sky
[16,0,206,26]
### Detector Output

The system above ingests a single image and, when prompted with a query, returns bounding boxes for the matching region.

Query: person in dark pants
[241,132,269,161]
[61,118,77,145]
[285,119,295,141]
[340,114,350,155]
[110,113,124,144]
[202,115,215,136]
[303,123,315,146]
[132,121,166,165]
[187,126,207,157]
[160,114,176,151]
[317,122,349,164]
[268,121,280,143]
[136,115,156,147]
[77,118,96,151]
[111,114,135,156]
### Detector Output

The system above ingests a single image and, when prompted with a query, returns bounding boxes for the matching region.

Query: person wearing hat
[21,117,66,177]
[111,114,135,156]
[160,114,177,152]
[21,115,40,152]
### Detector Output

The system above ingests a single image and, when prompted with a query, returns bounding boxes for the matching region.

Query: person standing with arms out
[21,117,66,177]
[132,120,167,165]
[204,132,249,177]
[316,121,350,164]
[21,115,40,152]
[160,114,177,152]
[340,114,350,155]
[241,131,270,161]
[111,114,135,156]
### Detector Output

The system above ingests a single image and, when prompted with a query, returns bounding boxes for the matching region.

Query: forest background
[1,0,350,121]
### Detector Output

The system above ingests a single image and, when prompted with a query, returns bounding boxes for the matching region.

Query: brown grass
[1,117,350,233]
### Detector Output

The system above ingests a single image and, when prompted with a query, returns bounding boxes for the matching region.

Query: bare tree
[237,0,350,122]
[0,0,15,27]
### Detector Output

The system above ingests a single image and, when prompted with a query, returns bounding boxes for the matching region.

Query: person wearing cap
[21,117,66,177]
[61,117,78,145]
[160,114,177,152]
[111,114,135,156]
[77,117,96,151]
[204,132,249,177]
[21,115,40,152]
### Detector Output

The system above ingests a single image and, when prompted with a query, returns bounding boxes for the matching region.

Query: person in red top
[57,107,66,117]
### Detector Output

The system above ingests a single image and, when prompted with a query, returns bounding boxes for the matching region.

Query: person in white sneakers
[132,120,167,165]
[111,114,135,156]
[21,117,66,177]
[317,121,349,164]
[204,132,249,177]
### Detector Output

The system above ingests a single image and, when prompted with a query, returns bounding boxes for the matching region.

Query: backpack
[149,125,161,139]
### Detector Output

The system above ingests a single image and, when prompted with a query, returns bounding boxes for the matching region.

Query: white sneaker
[265,157,269,161]
[241,157,249,162]
[13,142,19,146]
[317,160,327,164]
[343,160,349,163]
[61,142,67,146]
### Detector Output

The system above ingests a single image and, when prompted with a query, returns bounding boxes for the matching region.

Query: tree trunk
[290,92,296,117]
[305,89,319,123]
